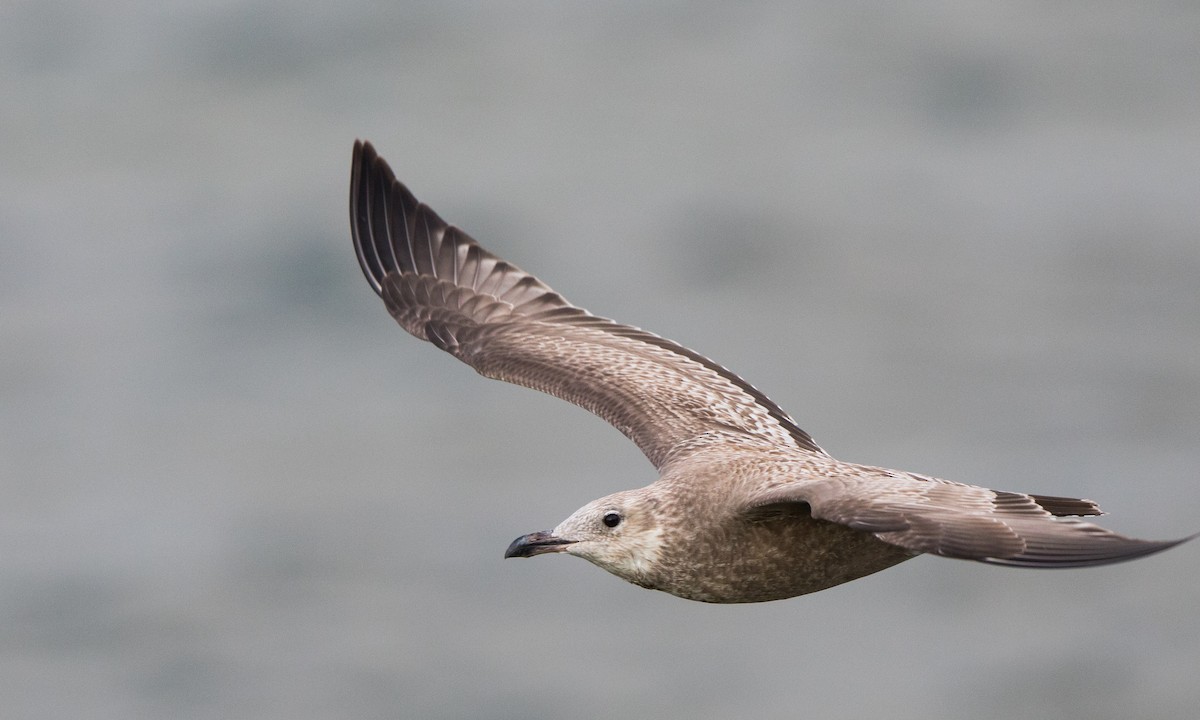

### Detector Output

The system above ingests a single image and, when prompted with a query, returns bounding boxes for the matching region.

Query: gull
[349,140,1192,603]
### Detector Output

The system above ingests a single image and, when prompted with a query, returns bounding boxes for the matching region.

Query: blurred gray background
[3,2,1199,719]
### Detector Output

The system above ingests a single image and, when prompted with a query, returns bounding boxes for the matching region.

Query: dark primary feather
[350,140,824,468]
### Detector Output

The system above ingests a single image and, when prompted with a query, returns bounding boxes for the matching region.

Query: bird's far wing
[744,468,1192,567]
[350,140,825,469]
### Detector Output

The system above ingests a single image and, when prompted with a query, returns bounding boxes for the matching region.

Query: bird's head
[504,488,666,586]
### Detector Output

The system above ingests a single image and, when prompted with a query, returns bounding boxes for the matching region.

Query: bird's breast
[652,505,912,603]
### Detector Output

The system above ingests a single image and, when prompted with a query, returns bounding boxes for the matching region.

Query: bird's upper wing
[744,468,1191,567]
[350,141,825,469]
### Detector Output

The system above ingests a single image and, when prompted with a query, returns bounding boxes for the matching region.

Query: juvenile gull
[349,140,1193,603]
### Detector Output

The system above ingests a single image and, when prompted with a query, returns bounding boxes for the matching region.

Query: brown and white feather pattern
[351,139,1191,582]
[351,140,823,469]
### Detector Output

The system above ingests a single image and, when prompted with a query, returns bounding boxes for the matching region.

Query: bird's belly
[656,513,913,603]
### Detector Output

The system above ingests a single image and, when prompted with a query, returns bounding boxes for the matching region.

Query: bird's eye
[602,511,622,528]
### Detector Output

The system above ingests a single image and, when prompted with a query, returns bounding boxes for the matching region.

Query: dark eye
[602,511,622,528]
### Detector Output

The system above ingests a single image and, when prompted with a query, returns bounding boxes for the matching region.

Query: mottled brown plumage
[349,140,1192,603]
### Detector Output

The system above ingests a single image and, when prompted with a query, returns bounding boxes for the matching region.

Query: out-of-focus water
[2,3,1199,719]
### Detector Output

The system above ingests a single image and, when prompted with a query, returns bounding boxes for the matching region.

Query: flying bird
[349,140,1192,603]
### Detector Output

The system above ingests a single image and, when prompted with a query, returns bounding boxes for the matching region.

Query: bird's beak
[504,530,576,558]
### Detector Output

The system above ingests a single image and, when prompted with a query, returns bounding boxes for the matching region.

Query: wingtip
[982,529,1197,569]
[1028,493,1106,518]
[350,139,382,296]
[351,138,370,173]
[350,139,412,298]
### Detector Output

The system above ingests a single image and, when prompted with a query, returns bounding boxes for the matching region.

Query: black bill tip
[504,531,576,559]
